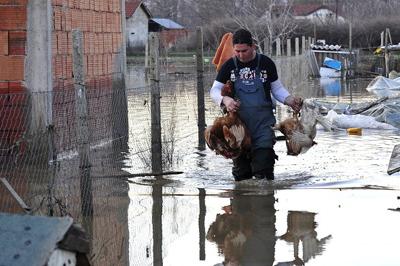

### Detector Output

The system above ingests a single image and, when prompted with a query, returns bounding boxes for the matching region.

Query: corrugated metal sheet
[0,213,73,266]
[150,18,184,30]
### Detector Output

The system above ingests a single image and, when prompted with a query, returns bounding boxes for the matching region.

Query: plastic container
[347,127,362,135]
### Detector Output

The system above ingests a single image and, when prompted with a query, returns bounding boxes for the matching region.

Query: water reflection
[126,64,147,89]
[320,78,341,97]
[278,211,331,266]
[207,190,276,265]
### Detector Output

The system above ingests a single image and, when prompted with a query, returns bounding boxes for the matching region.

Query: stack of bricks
[0,0,28,152]
[51,0,123,152]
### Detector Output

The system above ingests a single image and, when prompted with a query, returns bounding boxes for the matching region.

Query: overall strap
[256,53,261,72]
[233,56,239,72]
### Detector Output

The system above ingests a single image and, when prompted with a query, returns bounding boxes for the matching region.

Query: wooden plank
[388,144,400,175]
[0,177,31,213]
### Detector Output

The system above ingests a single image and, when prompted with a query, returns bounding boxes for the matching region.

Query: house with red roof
[291,4,345,24]
[125,0,152,51]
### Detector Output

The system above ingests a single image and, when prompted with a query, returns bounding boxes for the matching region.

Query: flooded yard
[124,60,400,266]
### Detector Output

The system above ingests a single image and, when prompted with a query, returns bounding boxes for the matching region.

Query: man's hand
[222,96,240,112]
[284,95,303,113]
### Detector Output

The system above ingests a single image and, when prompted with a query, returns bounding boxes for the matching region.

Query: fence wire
[1,52,377,265]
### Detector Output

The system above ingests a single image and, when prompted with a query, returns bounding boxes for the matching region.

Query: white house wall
[126,8,149,49]
[295,8,345,24]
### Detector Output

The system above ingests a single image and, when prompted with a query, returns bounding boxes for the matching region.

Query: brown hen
[205,81,251,159]
[274,99,334,156]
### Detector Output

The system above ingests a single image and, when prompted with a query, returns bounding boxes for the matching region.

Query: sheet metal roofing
[151,18,184,29]
[0,213,73,266]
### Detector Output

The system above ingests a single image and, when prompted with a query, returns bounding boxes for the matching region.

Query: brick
[81,0,89,10]
[66,55,72,78]
[86,54,93,77]
[98,33,104,54]
[0,31,8,55]
[107,53,112,74]
[52,32,57,55]
[90,0,95,10]
[0,7,27,30]
[102,53,107,75]
[8,31,26,55]
[8,81,26,105]
[54,55,63,78]
[0,56,24,80]
[65,8,72,31]
[0,107,25,130]
[53,7,62,31]
[94,0,99,11]
[71,9,79,30]
[0,81,8,91]
[52,0,63,6]
[57,31,68,54]
[101,12,106,33]
[67,31,72,54]
[0,0,27,4]
[0,81,9,105]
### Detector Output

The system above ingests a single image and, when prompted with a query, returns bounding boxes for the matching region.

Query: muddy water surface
[126,62,400,266]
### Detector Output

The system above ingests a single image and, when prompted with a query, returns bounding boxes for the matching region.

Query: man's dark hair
[232,29,253,46]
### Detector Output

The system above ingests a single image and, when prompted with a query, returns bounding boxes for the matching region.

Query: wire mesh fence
[0,53,314,265]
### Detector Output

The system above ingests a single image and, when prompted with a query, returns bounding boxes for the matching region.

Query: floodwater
[124,61,400,266]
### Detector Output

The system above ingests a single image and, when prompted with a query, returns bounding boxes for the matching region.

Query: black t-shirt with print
[216,54,278,86]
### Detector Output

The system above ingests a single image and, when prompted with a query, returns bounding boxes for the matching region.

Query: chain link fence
[0,54,312,265]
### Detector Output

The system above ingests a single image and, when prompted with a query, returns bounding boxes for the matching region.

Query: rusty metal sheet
[0,213,73,266]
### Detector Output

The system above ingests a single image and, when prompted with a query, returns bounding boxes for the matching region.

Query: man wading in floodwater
[210,29,302,181]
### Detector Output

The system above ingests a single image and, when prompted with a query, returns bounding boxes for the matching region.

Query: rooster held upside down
[205,81,252,159]
[274,99,334,156]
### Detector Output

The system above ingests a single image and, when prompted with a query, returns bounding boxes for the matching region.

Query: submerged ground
[125,62,400,266]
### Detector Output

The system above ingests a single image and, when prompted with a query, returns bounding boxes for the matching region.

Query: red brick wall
[51,0,124,152]
[0,0,28,151]
[0,1,125,153]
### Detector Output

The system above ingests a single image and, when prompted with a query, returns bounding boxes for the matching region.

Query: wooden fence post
[196,27,206,150]
[276,38,281,56]
[72,29,93,220]
[295,37,299,56]
[384,28,390,77]
[302,36,306,54]
[287,39,291,56]
[149,32,162,173]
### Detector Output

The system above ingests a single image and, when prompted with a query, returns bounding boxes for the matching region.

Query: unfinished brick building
[0,0,127,155]
[0,1,129,265]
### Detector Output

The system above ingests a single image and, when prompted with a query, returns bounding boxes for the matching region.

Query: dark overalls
[232,54,277,181]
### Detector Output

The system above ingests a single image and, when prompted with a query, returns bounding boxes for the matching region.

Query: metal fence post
[196,27,205,150]
[149,32,162,173]
[72,29,93,220]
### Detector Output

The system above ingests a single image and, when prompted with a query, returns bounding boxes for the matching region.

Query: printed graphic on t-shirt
[230,68,269,84]
[260,70,268,82]
[239,67,256,80]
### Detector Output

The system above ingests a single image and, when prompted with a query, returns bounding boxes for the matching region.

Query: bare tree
[229,0,297,53]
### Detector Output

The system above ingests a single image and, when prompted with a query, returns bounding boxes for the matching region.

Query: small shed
[149,18,188,49]
[125,0,152,51]
[0,212,90,266]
